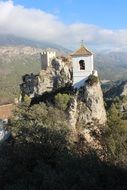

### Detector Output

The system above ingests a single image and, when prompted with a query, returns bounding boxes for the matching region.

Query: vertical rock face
[37,69,54,94]
[83,82,107,124]
[67,81,107,157]
[68,81,107,128]
[67,97,78,129]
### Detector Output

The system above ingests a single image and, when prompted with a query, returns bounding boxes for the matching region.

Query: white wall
[72,55,93,88]
[47,51,56,66]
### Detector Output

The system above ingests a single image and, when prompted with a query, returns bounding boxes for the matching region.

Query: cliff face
[67,81,107,157]
[82,82,107,124]
[68,81,107,127]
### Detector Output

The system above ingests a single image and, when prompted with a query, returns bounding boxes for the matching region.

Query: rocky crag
[67,80,107,157]
[20,56,106,124]
[20,57,72,98]
[20,57,107,157]
[68,81,107,128]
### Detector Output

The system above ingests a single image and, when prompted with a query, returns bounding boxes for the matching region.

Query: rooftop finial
[81,40,84,47]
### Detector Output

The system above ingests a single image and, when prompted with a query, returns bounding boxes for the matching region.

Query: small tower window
[79,60,85,70]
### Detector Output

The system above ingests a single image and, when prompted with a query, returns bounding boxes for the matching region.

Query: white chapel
[71,44,97,88]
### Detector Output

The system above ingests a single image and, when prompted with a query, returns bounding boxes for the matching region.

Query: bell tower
[71,43,94,88]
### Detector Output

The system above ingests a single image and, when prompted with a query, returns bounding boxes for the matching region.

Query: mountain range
[94,52,127,81]
[0,34,71,55]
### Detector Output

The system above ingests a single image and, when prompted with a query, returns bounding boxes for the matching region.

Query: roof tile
[72,45,92,56]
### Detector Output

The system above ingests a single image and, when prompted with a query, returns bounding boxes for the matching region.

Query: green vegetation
[54,93,71,110]
[0,93,127,189]
[86,74,98,86]
[104,96,127,167]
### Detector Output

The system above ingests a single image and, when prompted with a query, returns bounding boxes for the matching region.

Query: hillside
[0,46,41,104]
[95,52,127,80]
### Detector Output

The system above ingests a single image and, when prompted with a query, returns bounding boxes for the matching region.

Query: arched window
[79,60,85,70]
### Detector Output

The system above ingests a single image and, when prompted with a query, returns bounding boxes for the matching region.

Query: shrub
[86,74,98,86]
[54,93,70,111]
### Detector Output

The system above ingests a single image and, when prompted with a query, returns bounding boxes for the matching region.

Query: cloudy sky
[0,0,127,50]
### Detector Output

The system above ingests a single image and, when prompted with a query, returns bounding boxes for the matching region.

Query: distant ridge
[1,34,127,81]
[0,34,71,55]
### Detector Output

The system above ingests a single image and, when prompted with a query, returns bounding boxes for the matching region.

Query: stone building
[40,49,56,70]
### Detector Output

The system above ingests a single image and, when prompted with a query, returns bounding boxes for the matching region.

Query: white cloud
[0,0,127,50]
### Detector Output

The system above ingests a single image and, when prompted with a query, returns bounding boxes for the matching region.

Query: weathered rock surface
[82,82,107,124]
[68,81,107,128]
[67,81,107,158]
[67,97,78,129]
[20,57,72,97]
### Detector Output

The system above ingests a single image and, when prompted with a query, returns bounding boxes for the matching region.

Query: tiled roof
[71,45,92,56]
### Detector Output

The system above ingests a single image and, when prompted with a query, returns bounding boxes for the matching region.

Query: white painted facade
[72,45,94,88]
[40,50,56,70]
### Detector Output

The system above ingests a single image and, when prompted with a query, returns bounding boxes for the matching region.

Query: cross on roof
[81,40,84,47]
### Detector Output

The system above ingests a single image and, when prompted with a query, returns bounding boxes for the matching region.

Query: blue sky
[12,0,127,29]
[0,0,127,50]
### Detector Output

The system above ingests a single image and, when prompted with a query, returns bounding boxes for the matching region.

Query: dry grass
[0,104,14,119]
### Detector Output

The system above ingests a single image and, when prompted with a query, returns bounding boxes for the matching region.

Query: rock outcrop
[20,59,106,127]
[20,73,38,98]
[20,57,72,97]
[82,81,107,124]
[67,80,107,158]
[20,62,107,158]
[68,81,107,128]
